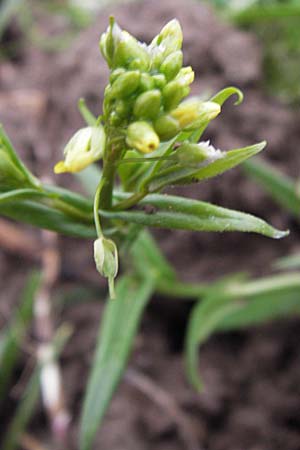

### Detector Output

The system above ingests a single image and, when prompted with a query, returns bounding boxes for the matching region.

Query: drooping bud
[162,67,194,110]
[159,50,183,81]
[54,126,105,174]
[154,114,180,140]
[110,70,141,98]
[171,99,221,130]
[94,236,118,299]
[126,121,160,154]
[175,141,224,167]
[133,90,161,120]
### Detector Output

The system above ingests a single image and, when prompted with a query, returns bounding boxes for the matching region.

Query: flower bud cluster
[100,18,220,154]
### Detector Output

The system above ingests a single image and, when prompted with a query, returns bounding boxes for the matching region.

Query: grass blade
[243,158,300,218]
[0,271,41,402]
[80,274,156,450]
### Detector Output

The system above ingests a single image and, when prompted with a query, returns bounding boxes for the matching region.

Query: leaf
[185,272,300,391]
[0,125,40,188]
[217,272,300,330]
[187,86,243,143]
[80,274,156,450]
[0,199,96,238]
[274,253,300,271]
[147,141,266,191]
[130,230,176,280]
[210,86,244,107]
[105,192,288,239]
[243,158,300,218]
[185,286,241,390]
[0,271,41,402]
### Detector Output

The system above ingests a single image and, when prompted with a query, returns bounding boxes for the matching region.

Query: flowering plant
[0,18,288,450]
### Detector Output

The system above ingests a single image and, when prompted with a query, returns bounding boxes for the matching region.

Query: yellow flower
[171,99,220,130]
[54,126,105,174]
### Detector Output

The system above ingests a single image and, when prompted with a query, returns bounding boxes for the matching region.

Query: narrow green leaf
[187,86,243,143]
[0,271,41,402]
[185,288,241,390]
[80,274,156,450]
[105,192,288,239]
[185,271,300,391]
[0,125,40,188]
[243,158,300,218]
[210,86,244,106]
[220,291,300,331]
[0,200,96,238]
[274,253,300,271]
[218,272,300,330]
[130,230,176,280]
[147,141,266,190]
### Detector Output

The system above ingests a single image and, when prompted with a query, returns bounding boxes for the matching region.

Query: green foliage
[0,271,41,402]
[80,274,156,450]
[244,158,300,218]
[0,17,293,450]
[208,0,300,103]
[185,271,300,390]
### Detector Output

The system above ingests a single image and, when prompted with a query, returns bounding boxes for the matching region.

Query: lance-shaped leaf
[243,158,300,218]
[105,192,288,239]
[185,290,241,391]
[80,274,156,450]
[185,271,300,391]
[0,199,96,238]
[146,141,266,191]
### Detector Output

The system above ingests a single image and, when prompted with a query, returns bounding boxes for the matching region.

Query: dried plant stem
[34,228,70,447]
[125,368,202,450]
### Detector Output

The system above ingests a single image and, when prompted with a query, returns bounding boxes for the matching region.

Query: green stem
[99,137,124,210]
[156,278,208,300]
[94,179,104,237]
[112,190,148,211]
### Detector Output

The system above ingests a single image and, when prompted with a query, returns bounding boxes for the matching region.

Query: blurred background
[0,1,300,449]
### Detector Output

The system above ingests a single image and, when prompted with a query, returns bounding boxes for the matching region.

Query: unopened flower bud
[159,50,183,81]
[99,17,122,68]
[54,126,105,174]
[171,99,220,130]
[110,70,140,98]
[162,67,194,110]
[158,19,183,53]
[94,236,118,299]
[109,68,126,84]
[126,121,160,154]
[139,73,155,91]
[154,114,180,140]
[175,141,224,167]
[150,19,183,68]
[133,90,161,120]
[113,32,150,70]
[151,74,167,90]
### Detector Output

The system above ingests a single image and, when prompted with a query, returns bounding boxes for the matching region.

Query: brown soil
[0,1,300,449]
